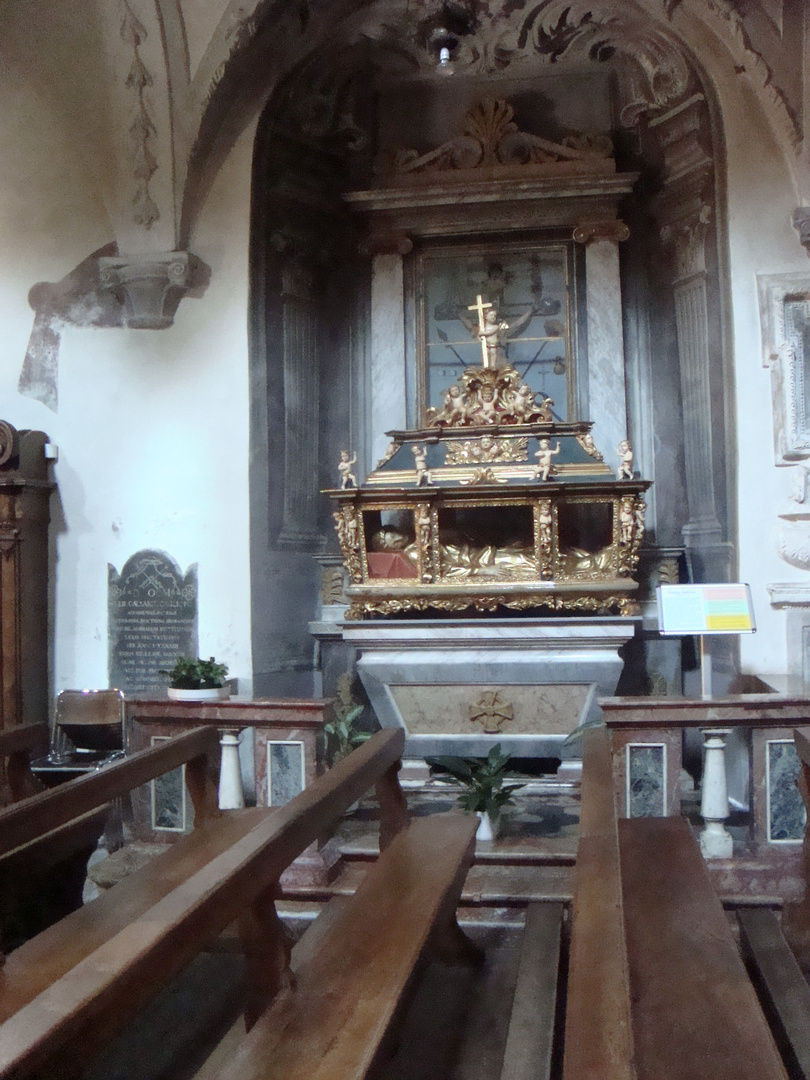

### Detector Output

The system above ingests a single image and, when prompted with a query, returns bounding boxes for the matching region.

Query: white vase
[167,686,230,702]
[475,811,499,842]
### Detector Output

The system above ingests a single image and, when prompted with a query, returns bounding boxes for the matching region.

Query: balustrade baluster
[218,729,245,809]
[700,728,733,858]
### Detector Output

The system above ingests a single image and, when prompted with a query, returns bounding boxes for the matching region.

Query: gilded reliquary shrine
[328,359,650,620]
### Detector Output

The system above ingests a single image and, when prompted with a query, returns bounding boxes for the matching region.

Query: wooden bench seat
[0,725,220,954]
[196,811,480,1080]
[563,726,635,1080]
[619,815,790,1080]
[499,901,564,1080]
[1,727,477,1080]
[739,907,810,1080]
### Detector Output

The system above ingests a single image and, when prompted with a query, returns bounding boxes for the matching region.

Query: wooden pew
[563,726,636,1080]
[619,815,790,1080]
[0,727,480,1080]
[0,722,48,805]
[0,725,220,955]
[499,901,564,1080]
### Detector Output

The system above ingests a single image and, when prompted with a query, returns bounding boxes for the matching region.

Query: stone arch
[223,0,789,690]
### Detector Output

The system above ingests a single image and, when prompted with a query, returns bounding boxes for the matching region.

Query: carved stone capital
[281,261,315,302]
[792,208,810,257]
[99,251,210,329]
[573,218,630,245]
[659,203,712,280]
[358,230,413,258]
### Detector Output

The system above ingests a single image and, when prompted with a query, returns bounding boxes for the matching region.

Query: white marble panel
[345,617,637,758]
[370,253,406,467]
[586,239,627,469]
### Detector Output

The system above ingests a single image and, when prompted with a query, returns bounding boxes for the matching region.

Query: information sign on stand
[656,583,756,698]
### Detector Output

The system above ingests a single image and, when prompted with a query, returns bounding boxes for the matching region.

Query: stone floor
[281,780,581,917]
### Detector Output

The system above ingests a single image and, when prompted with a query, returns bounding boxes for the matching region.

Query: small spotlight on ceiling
[438,43,455,74]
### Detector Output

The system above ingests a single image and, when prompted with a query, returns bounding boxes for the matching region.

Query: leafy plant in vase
[162,656,230,702]
[323,673,372,766]
[426,744,525,841]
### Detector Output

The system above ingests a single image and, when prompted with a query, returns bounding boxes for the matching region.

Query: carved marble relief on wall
[759,273,810,570]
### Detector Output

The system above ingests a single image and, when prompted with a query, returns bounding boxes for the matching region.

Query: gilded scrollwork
[618,495,646,577]
[445,437,529,465]
[415,503,433,583]
[576,432,604,461]
[534,499,553,580]
[458,467,509,486]
[346,593,640,619]
[333,506,363,584]
[428,363,554,428]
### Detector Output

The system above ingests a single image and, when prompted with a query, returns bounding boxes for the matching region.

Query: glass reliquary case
[328,307,651,620]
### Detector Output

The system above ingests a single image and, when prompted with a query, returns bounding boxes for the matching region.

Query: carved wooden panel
[0,422,53,733]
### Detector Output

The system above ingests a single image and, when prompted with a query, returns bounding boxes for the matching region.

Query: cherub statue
[441,384,468,424]
[412,444,432,486]
[338,450,358,489]
[471,383,499,424]
[617,440,634,480]
[534,438,561,481]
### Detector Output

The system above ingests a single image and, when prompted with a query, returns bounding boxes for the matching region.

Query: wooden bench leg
[428,912,485,966]
[376,760,410,851]
[238,883,296,1030]
[186,751,221,825]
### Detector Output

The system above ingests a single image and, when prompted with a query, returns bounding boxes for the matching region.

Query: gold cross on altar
[468,294,495,368]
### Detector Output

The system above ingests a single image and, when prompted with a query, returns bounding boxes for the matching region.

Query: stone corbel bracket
[99,251,211,329]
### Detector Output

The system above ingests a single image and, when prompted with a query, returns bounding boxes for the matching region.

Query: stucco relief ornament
[468,690,514,734]
[776,465,810,570]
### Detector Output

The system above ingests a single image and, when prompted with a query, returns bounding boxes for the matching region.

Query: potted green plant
[426,744,525,841]
[161,656,230,702]
[323,673,372,766]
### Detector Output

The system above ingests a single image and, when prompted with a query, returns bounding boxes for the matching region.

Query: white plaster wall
[181,0,230,80]
[721,77,808,676]
[0,21,256,700]
[51,121,256,695]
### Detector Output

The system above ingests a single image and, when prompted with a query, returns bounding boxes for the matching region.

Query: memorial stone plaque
[109,550,197,692]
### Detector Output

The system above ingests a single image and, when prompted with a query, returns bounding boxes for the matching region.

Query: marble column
[575,221,630,470]
[672,267,724,552]
[650,96,729,580]
[364,232,412,469]
[279,261,322,550]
